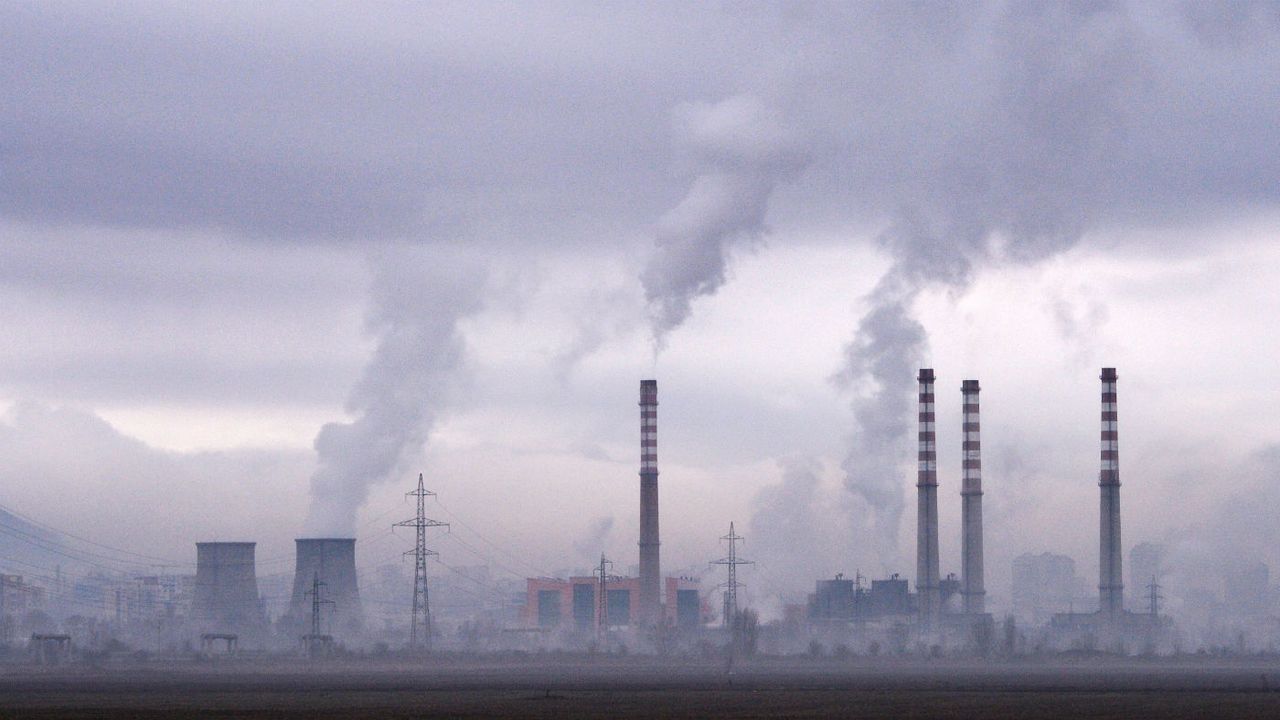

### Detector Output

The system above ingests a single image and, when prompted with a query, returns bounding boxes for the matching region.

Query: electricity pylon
[394,473,449,651]
[710,521,753,627]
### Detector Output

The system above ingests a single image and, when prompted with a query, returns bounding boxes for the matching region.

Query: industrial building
[1011,552,1088,625]
[523,576,704,630]
[807,573,922,623]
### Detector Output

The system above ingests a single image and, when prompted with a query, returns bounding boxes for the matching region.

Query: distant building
[806,573,915,623]
[523,576,703,629]
[0,574,45,617]
[1128,543,1165,612]
[1012,552,1088,624]
[808,574,855,621]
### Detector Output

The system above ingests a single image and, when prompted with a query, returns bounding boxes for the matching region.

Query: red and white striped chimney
[638,379,661,625]
[1098,367,1123,619]
[916,369,941,628]
[960,379,985,615]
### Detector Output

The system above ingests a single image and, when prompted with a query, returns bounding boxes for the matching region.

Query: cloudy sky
[2,1,1279,614]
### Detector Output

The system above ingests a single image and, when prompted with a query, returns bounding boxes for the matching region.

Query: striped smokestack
[1099,367,1123,620]
[960,379,985,614]
[638,379,661,625]
[916,369,940,628]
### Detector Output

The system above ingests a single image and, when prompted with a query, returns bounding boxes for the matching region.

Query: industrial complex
[0,367,1240,660]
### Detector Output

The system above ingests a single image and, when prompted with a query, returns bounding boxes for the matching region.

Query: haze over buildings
[0,1,1279,651]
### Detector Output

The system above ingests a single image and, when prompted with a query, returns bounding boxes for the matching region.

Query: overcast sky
[2,1,1279,616]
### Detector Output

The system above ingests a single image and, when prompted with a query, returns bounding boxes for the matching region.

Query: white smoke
[641,94,807,350]
[303,246,485,536]
[572,515,615,563]
[747,457,851,598]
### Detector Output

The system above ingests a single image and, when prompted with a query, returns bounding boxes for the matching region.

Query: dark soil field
[2,657,1280,718]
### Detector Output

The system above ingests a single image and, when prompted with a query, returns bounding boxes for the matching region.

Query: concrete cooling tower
[192,542,266,638]
[287,538,363,636]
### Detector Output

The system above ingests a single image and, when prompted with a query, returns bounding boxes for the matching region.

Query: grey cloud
[0,402,310,561]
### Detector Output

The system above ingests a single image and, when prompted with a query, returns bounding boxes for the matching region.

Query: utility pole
[710,522,753,628]
[394,473,449,652]
[1147,575,1163,617]
[594,554,618,647]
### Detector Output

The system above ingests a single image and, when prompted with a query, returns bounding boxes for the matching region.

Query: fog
[1,0,1280,663]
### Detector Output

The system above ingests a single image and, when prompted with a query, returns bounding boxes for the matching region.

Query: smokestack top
[197,541,256,548]
[961,379,980,392]
[295,537,357,543]
[640,379,658,403]
[1101,367,1117,381]
[917,368,935,383]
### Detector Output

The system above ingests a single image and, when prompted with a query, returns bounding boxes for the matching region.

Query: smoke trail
[641,94,806,350]
[303,246,485,536]
[748,457,850,597]
[572,516,615,562]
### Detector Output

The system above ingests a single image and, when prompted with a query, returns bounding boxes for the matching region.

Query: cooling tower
[638,379,661,626]
[288,538,363,635]
[192,542,265,635]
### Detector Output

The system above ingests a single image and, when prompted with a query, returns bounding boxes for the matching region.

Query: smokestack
[288,538,363,635]
[638,379,661,625]
[960,379,985,614]
[1099,367,1123,620]
[915,369,940,629]
[192,542,264,636]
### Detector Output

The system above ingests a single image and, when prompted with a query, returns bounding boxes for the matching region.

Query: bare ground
[2,657,1280,718]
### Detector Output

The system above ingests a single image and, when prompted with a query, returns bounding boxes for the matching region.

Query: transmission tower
[308,572,333,636]
[710,521,753,627]
[394,473,449,651]
[594,553,620,646]
[303,571,335,656]
[1146,575,1163,617]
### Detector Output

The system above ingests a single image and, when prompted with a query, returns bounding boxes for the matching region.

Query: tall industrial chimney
[915,369,940,628]
[288,538,363,635]
[1098,367,1123,620]
[192,542,265,637]
[960,379,985,614]
[638,379,661,626]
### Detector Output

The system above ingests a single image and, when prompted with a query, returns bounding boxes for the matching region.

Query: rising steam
[303,247,485,537]
[641,94,806,350]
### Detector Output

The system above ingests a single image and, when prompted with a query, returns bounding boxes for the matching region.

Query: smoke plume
[833,1,1154,563]
[572,515,615,563]
[641,94,806,350]
[748,457,850,597]
[303,246,485,536]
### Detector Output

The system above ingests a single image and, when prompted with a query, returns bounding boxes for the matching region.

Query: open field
[3,658,1280,718]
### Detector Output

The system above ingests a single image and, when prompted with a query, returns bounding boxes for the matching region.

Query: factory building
[1012,552,1088,625]
[524,576,704,630]
[806,573,915,622]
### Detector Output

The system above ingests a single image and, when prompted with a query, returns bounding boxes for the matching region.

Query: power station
[12,366,1188,656]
